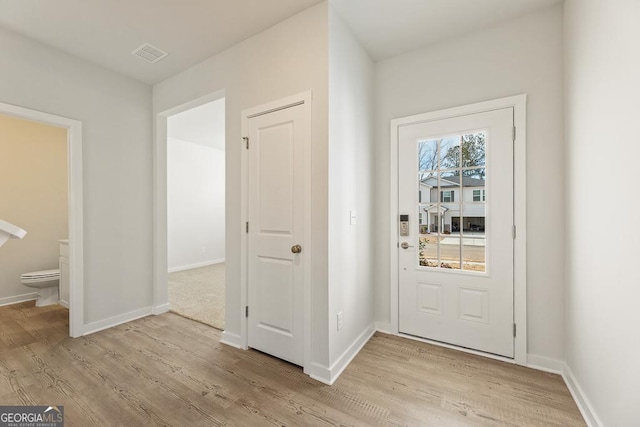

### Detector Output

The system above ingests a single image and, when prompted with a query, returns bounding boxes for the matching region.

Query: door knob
[291,244,302,254]
[400,242,414,249]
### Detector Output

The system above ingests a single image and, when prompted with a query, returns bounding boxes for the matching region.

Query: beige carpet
[168,263,225,330]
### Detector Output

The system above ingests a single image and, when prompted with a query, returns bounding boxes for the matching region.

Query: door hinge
[513,323,517,337]
[245,306,249,318]
[512,126,516,141]
[243,137,249,149]
[512,225,516,239]
[246,222,249,233]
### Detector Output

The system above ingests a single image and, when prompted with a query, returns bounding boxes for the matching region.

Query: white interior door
[398,108,514,357]
[247,102,306,366]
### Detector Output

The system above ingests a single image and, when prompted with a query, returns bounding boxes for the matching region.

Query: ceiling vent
[131,43,168,64]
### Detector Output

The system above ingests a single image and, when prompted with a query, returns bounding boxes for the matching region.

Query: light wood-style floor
[0,302,585,426]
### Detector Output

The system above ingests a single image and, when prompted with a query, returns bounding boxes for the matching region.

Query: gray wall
[564,0,640,425]
[373,4,565,364]
[0,26,153,324]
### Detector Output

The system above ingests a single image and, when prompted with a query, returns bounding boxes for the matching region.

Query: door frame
[152,89,226,315]
[389,94,527,365]
[0,101,84,337]
[240,91,313,371]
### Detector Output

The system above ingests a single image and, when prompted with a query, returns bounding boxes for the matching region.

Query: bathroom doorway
[165,97,226,330]
[0,102,84,337]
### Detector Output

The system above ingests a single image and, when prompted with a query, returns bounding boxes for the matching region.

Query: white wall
[374,5,565,363]
[167,137,225,271]
[328,6,375,366]
[564,1,640,425]
[153,3,330,365]
[0,27,153,323]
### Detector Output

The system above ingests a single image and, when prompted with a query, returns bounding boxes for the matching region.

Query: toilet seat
[21,269,60,283]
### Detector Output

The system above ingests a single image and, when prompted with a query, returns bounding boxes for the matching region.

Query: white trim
[389,94,527,365]
[240,91,313,370]
[58,300,69,309]
[375,321,392,334]
[306,325,375,385]
[152,303,170,315]
[153,90,226,321]
[304,362,332,385]
[82,306,152,336]
[0,101,84,338]
[220,331,243,349]
[0,293,37,307]
[562,363,603,427]
[167,258,225,273]
[527,354,564,375]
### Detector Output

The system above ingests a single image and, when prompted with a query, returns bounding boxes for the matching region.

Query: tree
[441,133,485,177]
[418,139,439,182]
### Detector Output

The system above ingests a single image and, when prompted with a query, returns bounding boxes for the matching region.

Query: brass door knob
[291,244,302,254]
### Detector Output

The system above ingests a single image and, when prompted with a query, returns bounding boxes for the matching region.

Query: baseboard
[305,362,333,385]
[562,363,603,427]
[308,324,376,385]
[0,292,37,307]
[152,303,170,315]
[58,299,69,309]
[220,331,243,349]
[375,321,392,334]
[527,354,563,375]
[82,306,153,336]
[168,258,225,273]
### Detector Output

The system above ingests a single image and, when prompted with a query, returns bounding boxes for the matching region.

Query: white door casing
[243,94,311,367]
[390,95,527,364]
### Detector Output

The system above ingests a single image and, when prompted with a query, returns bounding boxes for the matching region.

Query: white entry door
[398,108,514,357]
[246,101,307,366]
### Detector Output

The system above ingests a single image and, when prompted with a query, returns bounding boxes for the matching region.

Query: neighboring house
[419,175,486,233]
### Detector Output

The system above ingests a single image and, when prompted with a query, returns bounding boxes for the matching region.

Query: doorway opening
[0,102,84,337]
[166,97,226,330]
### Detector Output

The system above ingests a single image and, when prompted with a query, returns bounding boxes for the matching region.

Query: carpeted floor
[168,263,225,330]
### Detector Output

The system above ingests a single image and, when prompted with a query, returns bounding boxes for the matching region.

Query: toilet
[21,269,60,307]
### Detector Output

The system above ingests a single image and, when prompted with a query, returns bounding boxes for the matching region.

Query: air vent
[131,43,168,64]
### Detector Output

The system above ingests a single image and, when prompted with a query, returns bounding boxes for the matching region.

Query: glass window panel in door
[418,139,438,172]
[461,131,486,168]
[439,136,461,170]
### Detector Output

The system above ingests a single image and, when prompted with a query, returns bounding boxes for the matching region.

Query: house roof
[421,175,485,188]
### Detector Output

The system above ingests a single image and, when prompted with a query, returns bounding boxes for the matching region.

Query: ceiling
[0,0,322,85]
[0,0,561,85]
[331,0,561,61]
[168,98,225,151]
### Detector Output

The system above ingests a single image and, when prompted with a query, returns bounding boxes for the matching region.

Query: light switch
[350,210,357,225]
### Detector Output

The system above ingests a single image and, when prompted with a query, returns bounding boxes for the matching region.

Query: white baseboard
[220,331,243,349]
[562,363,603,427]
[527,354,563,375]
[375,321,392,334]
[152,303,170,315]
[0,292,37,307]
[58,299,69,309]
[168,258,225,273]
[82,306,153,336]
[307,324,376,385]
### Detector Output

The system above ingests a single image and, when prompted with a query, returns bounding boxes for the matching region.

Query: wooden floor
[0,302,585,426]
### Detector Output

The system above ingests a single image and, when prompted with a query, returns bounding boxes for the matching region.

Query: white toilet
[21,269,60,307]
